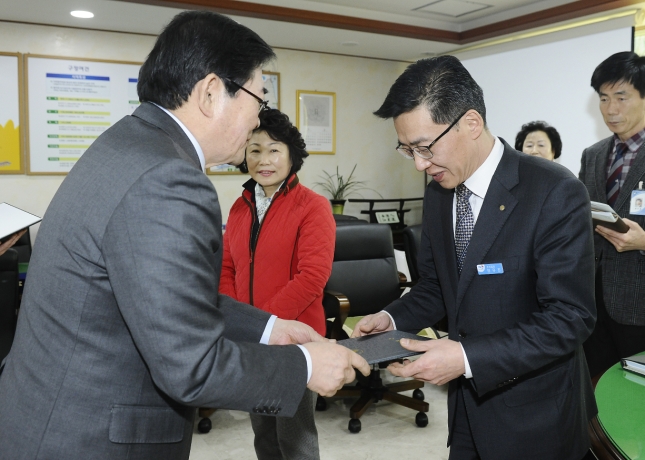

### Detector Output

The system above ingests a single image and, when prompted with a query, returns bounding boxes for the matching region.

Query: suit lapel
[131,102,202,170]
[436,185,458,300]
[615,142,645,211]
[594,138,613,203]
[455,145,519,310]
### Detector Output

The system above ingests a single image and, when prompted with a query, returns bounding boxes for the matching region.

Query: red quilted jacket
[220,174,335,335]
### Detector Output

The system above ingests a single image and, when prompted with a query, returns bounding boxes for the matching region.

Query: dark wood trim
[114,0,638,46]
[460,0,643,44]
[589,416,627,460]
[113,0,461,43]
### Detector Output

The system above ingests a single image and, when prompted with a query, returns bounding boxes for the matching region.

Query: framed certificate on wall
[262,71,280,110]
[296,90,335,155]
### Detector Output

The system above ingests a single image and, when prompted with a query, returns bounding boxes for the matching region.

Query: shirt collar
[614,127,645,153]
[255,180,286,200]
[152,103,205,172]
[463,136,504,200]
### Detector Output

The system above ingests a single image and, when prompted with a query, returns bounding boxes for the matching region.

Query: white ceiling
[0,0,639,62]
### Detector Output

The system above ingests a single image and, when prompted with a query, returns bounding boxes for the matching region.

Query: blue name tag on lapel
[477,263,504,275]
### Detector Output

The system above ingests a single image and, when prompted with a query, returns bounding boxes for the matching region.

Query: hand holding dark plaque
[337,330,432,365]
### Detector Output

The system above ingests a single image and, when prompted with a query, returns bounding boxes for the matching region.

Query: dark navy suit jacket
[387,142,597,460]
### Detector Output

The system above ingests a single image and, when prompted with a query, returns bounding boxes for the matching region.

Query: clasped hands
[352,312,465,386]
[268,318,370,397]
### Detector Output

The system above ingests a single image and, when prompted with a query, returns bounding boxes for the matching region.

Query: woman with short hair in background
[515,120,562,161]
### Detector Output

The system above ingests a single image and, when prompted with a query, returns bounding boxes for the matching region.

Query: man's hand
[351,312,394,337]
[268,318,325,345]
[596,218,645,252]
[387,338,464,386]
[303,342,370,396]
[0,229,26,258]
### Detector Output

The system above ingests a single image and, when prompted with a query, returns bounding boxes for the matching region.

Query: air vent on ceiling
[414,0,491,18]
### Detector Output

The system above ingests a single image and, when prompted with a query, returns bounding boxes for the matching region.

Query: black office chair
[0,248,20,362]
[320,224,429,433]
[332,214,369,227]
[402,224,422,284]
[402,224,448,333]
[11,228,32,264]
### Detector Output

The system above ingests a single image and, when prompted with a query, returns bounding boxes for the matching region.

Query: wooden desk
[590,355,645,460]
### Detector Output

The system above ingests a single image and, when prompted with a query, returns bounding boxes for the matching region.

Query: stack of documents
[621,354,645,377]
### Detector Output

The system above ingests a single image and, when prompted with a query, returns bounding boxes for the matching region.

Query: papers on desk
[621,354,645,377]
[0,203,41,241]
[337,330,431,365]
[591,201,629,233]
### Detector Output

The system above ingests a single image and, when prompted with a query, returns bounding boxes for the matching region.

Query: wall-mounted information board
[25,55,141,175]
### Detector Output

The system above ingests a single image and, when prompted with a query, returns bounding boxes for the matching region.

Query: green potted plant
[314,164,380,214]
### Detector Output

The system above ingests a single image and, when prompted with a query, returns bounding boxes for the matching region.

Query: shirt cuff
[296,345,313,383]
[383,311,397,330]
[461,343,473,379]
[260,315,277,345]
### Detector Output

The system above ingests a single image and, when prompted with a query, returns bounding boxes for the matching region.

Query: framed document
[0,52,25,174]
[25,55,142,175]
[296,90,335,155]
[262,71,280,110]
[206,164,244,175]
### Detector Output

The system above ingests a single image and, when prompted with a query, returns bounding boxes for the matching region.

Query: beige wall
[0,21,424,242]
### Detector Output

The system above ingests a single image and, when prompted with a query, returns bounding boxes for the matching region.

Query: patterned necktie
[606,143,628,208]
[455,184,474,274]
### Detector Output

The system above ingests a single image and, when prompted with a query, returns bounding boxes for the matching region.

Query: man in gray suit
[355,56,596,460]
[580,51,645,377]
[0,11,368,460]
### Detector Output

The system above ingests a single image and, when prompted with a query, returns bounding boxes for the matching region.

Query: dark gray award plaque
[338,330,432,365]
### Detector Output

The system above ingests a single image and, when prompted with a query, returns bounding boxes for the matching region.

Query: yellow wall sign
[0,53,24,174]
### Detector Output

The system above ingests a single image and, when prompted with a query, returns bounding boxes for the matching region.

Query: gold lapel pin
[499,205,505,211]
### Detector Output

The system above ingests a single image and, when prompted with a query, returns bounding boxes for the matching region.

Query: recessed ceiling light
[341,41,359,47]
[70,10,94,19]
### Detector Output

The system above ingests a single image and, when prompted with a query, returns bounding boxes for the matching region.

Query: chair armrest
[323,290,350,340]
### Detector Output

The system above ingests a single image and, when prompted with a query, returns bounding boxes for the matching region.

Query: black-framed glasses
[396,109,469,160]
[224,78,269,113]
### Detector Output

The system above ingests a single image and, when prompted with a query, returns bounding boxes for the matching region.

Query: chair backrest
[333,214,369,227]
[0,248,20,362]
[12,227,32,264]
[402,224,422,283]
[325,224,401,317]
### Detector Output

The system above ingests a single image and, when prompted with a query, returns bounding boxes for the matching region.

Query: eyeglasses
[396,110,469,160]
[224,78,269,113]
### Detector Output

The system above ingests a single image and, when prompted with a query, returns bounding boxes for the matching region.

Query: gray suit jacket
[387,143,597,460]
[580,136,645,325]
[0,103,307,460]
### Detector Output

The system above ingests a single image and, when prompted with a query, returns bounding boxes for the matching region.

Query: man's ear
[464,110,485,140]
[197,73,224,118]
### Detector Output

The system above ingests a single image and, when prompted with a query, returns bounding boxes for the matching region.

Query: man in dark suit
[354,56,597,460]
[580,51,645,377]
[0,11,368,460]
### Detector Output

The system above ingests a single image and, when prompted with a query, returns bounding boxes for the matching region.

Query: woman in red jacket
[220,108,335,460]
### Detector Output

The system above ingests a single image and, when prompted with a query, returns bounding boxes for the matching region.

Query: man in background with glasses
[0,11,368,460]
[354,56,597,460]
